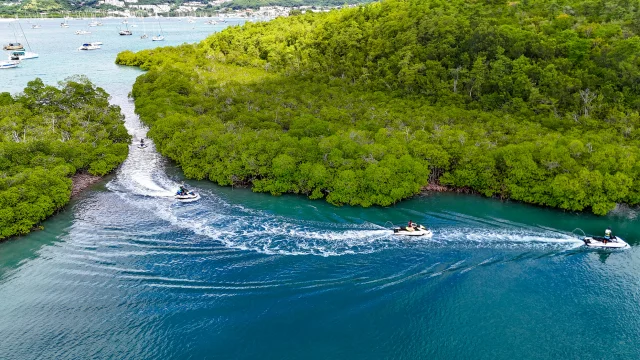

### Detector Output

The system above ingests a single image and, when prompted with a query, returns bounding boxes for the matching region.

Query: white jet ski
[393,224,433,237]
[137,144,148,149]
[583,236,629,249]
[175,191,200,202]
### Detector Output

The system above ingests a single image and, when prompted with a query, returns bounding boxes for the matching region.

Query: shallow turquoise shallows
[2,17,640,360]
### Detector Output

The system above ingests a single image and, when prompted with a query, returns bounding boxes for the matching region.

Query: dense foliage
[117,0,640,214]
[0,77,130,240]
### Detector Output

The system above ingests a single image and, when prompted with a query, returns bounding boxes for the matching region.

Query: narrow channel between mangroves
[115,0,640,217]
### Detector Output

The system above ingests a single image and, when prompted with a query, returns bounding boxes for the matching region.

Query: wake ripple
[103,128,585,256]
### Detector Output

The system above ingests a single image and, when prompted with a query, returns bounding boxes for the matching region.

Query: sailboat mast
[16,19,32,51]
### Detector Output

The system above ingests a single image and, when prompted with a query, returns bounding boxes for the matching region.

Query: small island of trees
[0,77,130,240]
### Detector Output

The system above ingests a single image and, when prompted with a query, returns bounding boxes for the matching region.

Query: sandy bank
[71,173,103,198]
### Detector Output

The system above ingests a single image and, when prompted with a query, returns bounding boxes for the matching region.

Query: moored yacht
[9,50,39,60]
[3,42,24,51]
[78,43,100,51]
[0,60,19,69]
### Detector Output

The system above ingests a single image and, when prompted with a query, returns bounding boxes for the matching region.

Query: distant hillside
[20,0,67,12]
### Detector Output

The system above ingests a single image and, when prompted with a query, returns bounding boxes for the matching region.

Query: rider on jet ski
[405,220,415,232]
[177,185,189,196]
[140,138,145,146]
[603,227,613,244]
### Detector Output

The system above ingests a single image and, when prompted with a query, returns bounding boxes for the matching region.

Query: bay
[1,17,640,360]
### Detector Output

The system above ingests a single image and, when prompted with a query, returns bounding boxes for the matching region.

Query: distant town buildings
[129,4,171,13]
[99,0,125,7]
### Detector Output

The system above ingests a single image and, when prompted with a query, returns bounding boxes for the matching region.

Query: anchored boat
[9,50,39,60]
[0,60,19,69]
[3,42,24,51]
[78,43,100,51]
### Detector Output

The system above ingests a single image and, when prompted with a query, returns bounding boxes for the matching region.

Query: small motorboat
[0,60,19,69]
[31,24,41,29]
[393,224,433,237]
[75,30,91,35]
[78,43,100,51]
[3,43,24,51]
[583,236,630,249]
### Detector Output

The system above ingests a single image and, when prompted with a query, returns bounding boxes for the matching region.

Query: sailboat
[7,19,38,60]
[119,22,133,36]
[140,14,148,39]
[61,16,70,28]
[151,16,164,41]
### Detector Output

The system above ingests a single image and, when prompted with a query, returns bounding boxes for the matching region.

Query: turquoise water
[2,18,640,359]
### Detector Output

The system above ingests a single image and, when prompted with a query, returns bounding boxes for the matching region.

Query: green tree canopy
[0,77,130,240]
[118,0,640,215]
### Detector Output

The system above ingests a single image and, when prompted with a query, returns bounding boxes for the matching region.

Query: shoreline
[421,182,475,195]
[71,172,104,198]
[0,172,105,244]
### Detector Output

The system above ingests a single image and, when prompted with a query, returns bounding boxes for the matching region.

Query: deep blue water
[1,17,640,360]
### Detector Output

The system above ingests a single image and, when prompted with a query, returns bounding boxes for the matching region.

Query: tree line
[0,77,130,240]
[117,0,640,214]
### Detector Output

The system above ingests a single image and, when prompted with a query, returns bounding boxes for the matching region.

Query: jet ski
[583,236,630,249]
[393,224,433,237]
[175,187,200,202]
[137,143,148,149]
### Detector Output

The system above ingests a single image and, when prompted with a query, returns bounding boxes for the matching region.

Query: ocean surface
[2,17,640,360]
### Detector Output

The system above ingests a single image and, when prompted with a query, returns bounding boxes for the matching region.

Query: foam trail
[103,108,588,256]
